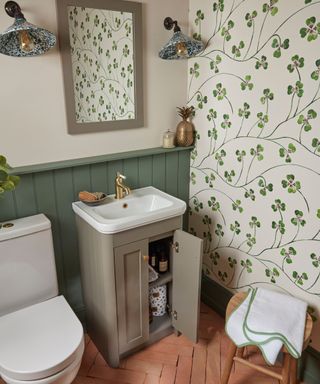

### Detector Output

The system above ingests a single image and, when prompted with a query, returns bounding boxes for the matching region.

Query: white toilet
[0,214,84,384]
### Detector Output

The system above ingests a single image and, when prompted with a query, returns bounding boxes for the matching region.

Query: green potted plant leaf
[0,155,20,194]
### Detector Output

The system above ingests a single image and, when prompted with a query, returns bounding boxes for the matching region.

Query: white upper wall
[0,0,188,166]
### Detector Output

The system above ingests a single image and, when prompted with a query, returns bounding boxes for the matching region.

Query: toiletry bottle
[150,251,158,271]
[158,250,168,274]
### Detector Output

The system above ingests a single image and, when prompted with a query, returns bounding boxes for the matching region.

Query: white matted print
[67,6,135,123]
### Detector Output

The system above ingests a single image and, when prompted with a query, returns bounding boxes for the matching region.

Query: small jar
[162,130,175,148]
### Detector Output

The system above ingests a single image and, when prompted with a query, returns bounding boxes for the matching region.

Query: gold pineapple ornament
[176,106,195,147]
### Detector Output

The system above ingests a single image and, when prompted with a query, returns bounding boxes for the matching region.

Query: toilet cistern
[0,214,84,384]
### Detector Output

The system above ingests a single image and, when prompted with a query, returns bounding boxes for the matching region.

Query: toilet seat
[0,296,84,382]
[0,342,84,384]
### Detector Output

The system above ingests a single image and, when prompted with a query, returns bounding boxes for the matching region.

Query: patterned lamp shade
[159,17,204,60]
[0,1,56,57]
[159,31,204,60]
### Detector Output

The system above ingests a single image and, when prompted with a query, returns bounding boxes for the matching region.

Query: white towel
[225,288,307,365]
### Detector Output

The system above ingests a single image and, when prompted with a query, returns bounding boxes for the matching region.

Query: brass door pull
[171,241,179,253]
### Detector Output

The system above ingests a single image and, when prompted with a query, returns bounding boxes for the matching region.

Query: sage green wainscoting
[0,147,192,322]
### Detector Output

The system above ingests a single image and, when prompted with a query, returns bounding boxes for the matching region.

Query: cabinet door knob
[143,255,149,262]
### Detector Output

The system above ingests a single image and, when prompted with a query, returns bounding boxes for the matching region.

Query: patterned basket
[149,284,167,316]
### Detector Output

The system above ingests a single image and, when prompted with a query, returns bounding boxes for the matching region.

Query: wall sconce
[0,1,56,57]
[159,17,203,60]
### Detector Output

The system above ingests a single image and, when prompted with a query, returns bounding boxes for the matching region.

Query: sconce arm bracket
[163,17,181,33]
[5,1,25,19]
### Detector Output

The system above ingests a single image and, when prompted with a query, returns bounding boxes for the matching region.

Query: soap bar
[79,191,97,201]
[79,191,105,201]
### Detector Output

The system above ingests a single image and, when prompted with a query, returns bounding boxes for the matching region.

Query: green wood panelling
[72,165,91,199]
[177,151,190,202]
[54,168,82,310]
[14,174,37,218]
[90,163,108,193]
[0,147,192,319]
[0,193,16,222]
[178,151,191,230]
[201,274,233,318]
[165,152,179,197]
[33,171,66,294]
[152,154,166,191]
[138,156,152,188]
[123,158,139,190]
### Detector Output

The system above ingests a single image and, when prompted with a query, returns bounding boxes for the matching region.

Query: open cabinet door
[172,230,203,343]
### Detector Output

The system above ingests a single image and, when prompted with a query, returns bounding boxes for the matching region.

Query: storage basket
[149,284,167,316]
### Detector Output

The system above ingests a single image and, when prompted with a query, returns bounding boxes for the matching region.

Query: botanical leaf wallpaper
[188,0,320,350]
[68,7,135,123]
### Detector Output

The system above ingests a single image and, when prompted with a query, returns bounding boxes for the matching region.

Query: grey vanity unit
[75,205,203,367]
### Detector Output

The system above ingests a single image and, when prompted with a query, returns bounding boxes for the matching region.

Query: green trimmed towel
[225,288,307,365]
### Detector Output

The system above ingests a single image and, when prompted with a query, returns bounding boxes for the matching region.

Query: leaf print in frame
[57,0,143,133]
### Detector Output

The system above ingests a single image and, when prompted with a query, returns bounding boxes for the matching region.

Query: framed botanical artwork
[56,0,143,134]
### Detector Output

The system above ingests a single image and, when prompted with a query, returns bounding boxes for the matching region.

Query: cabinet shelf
[149,313,172,336]
[149,271,172,288]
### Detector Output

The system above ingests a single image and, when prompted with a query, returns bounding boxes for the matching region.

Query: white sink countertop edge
[72,186,186,234]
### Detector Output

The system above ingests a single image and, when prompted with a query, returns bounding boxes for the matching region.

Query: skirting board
[201,274,320,384]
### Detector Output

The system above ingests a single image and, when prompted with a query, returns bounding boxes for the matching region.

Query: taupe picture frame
[56,0,143,134]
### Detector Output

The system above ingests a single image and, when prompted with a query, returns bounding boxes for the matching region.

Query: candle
[162,130,175,148]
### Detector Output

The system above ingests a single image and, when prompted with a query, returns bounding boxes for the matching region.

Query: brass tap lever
[115,172,131,199]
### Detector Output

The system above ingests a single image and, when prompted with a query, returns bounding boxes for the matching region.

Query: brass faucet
[115,172,131,199]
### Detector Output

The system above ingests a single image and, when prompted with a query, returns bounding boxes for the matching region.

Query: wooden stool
[221,292,313,384]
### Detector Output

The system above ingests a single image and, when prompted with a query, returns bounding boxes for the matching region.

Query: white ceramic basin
[72,186,186,234]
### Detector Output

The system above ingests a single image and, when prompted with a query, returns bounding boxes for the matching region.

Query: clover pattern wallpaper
[188,0,320,350]
[68,7,135,123]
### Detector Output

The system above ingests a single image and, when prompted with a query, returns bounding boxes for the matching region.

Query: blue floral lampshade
[0,1,56,57]
[159,17,204,60]
[159,31,204,60]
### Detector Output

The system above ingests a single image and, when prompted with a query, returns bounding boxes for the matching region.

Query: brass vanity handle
[171,241,179,253]
[143,255,149,262]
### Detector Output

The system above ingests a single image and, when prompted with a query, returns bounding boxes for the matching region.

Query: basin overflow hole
[123,203,128,209]
[1,223,14,229]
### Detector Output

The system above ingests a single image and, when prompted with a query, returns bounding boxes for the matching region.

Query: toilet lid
[0,296,83,381]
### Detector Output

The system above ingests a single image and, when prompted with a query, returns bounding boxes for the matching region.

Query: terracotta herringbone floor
[75,303,286,384]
